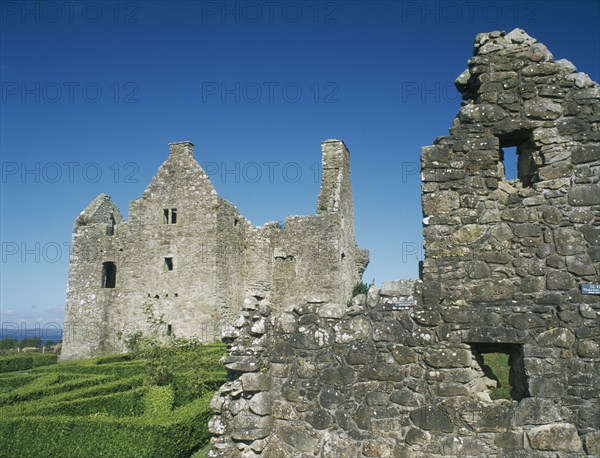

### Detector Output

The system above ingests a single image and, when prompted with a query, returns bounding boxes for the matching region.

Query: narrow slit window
[167,324,173,336]
[163,209,169,224]
[164,257,174,271]
[171,208,177,224]
[101,262,116,288]
[107,213,116,236]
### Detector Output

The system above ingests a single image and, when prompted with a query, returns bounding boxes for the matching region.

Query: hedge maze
[0,344,228,458]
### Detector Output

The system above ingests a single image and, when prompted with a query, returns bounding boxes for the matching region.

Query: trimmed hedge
[137,343,228,406]
[93,354,132,365]
[0,345,228,457]
[144,385,175,417]
[0,356,31,373]
[0,353,57,373]
[0,393,214,458]
[10,386,148,418]
[0,373,40,391]
[30,353,58,367]
[0,373,113,405]
[0,375,145,416]
[33,360,145,377]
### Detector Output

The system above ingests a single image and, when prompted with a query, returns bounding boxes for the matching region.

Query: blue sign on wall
[580,284,600,295]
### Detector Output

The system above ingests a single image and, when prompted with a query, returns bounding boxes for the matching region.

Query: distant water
[0,327,63,342]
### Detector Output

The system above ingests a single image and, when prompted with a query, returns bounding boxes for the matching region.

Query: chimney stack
[168,141,194,158]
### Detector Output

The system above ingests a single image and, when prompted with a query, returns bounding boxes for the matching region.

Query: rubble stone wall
[209,287,599,457]
[421,28,599,307]
[209,29,600,458]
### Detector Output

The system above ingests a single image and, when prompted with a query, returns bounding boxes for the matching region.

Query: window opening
[470,343,529,401]
[101,262,116,288]
[107,213,116,236]
[501,146,518,181]
[497,132,539,187]
[163,208,177,224]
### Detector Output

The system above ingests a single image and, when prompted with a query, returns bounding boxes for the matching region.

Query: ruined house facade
[209,30,600,457]
[61,140,369,360]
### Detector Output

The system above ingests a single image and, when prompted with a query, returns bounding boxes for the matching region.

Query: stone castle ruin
[207,30,600,457]
[61,140,369,360]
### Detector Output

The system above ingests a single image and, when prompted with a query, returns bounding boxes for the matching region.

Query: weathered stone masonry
[421,28,599,308]
[62,140,368,360]
[209,29,599,457]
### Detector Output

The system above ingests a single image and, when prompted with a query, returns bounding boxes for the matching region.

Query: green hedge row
[0,373,113,405]
[10,386,148,418]
[93,354,132,365]
[0,353,57,373]
[0,372,88,396]
[0,375,145,416]
[0,373,40,390]
[0,393,214,458]
[144,385,175,417]
[34,360,145,377]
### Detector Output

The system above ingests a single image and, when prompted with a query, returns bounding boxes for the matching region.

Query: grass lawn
[482,352,511,400]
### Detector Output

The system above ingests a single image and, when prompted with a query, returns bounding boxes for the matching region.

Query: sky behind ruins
[1,0,599,330]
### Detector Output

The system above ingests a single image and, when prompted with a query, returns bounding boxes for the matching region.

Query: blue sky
[1,0,599,331]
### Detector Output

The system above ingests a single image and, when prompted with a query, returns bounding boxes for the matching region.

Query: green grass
[0,343,228,458]
[482,352,511,400]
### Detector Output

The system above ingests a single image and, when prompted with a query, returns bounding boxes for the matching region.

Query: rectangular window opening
[501,146,518,181]
[164,257,174,271]
[163,208,178,224]
[101,261,116,288]
[166,324,173,336]
[470,343,529,401]
[497,132,538,187]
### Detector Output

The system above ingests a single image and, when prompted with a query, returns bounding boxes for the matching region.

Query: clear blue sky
[1,0,599,330]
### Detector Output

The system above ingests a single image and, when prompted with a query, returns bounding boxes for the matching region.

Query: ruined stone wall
[318,140,366,302]
[421,28,599,307]
[208,29,599,458]
[266,140,366,308]
[216,197,249,327]
[209,287,599,457]
[63,142,223,359]
[244,225,277,299]
[62,140,368,360]
[270,213,344,307]
[62,194,123,360]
